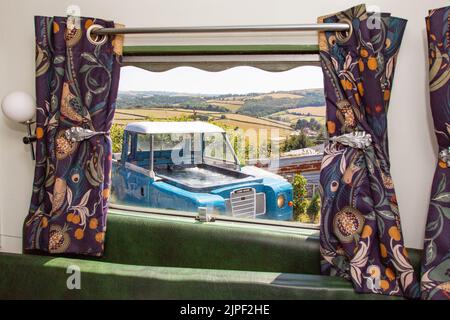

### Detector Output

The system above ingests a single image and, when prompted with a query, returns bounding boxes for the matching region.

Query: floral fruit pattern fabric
[24,16,123,256]
[333,207,364,243]
[421,6,450,300]
[318,5,419,298]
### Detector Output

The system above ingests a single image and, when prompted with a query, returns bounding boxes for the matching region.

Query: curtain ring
[335,18,353,43]
[86,24,108,46]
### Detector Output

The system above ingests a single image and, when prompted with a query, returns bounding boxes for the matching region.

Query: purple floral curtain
[421,6,450,300]
[318,5,419,298]
[23,16,123,256]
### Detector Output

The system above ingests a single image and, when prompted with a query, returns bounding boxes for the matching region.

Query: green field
[115,89,326,140]
[114,107,295,138]
[269,107,326,126]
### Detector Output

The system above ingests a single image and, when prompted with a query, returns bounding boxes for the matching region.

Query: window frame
[111,44,322,230]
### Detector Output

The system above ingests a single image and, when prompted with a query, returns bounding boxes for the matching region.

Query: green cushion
[0,253,397,300]
[100,211,322,274]
[101,210,422,276]
[1,209,420,299]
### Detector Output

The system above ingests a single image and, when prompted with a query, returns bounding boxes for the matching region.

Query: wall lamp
[1,91,37,160]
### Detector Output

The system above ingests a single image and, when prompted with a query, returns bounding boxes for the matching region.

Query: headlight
[277,194,285,208]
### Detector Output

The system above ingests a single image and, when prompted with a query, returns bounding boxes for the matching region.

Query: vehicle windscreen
[135,131,238,170]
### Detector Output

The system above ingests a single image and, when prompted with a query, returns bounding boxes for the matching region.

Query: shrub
[110,123,124,153]
[292,174,309,221]
[306,193,321,223]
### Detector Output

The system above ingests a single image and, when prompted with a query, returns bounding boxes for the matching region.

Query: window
[110,51,325,227]
[203,132,238,169]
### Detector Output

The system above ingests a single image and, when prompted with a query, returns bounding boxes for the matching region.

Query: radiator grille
[225,188,266,218]
[230,187,256,218]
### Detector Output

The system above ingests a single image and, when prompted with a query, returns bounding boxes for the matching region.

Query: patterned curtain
[421,6,450,300]
[23,16,123,256]
[318,5,419,298]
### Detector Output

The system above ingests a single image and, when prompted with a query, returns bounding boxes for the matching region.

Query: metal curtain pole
[91,23,350,35]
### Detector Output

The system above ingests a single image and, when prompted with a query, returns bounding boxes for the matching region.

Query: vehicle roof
[124,121,225,134]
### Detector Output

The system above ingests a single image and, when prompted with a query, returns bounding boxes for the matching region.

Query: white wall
[0,0,447,252]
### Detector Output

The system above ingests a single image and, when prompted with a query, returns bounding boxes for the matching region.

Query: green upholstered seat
[0,253,398,300]
[0,209,420,299]
[101,210,322,274]
[101,210,422,276]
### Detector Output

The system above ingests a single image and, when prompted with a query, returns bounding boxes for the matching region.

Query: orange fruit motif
[388,226,401,241]
[385,268,396,281]
[327,121,336,134]
[41,217,48,228]
[36,127,44,139]
[71,214,80,225]
[358,59,365,72]
[357,83,364,96]
[102,188,110,199]
[384,90,391,101]
[361,225,372,239]
[53,21,59,33]
[368,57,378,71]
[84,19,94,30]
[89,218,98,230]
[380,279,390,291]
[439,160,448,169]
[95,232,105,243]
[341,79,353,90]
[380,243,388,258]
[66,213,74,223]
[74,228,84,240]
[360,48,369,58]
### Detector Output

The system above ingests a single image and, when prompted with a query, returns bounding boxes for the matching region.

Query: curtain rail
[91,23,350,35]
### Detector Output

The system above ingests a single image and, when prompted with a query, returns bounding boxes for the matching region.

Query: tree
[292,174,309,221]
[308,118,322,131]
[306,193,321,223]
[197,114,209,121]
[281,132,313,152]
[295,119,309,130]
[294,117,322,131]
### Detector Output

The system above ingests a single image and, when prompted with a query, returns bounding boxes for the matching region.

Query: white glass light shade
[1,91,36,123]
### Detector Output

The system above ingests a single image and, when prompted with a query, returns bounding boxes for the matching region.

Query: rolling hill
[115,89,326,140]
[117,89,325,117]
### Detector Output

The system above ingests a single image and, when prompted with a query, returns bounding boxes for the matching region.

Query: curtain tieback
[438,147,450,166]
[329,131,372,150]
[64,126,109,142]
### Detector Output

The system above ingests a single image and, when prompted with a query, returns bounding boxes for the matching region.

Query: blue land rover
[111,121,293,220]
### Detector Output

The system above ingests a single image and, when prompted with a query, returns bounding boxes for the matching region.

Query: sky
[118,66,323,95]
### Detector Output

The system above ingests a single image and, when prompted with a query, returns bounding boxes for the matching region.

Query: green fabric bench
[0,209,420,299]
[0,253,397,300]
